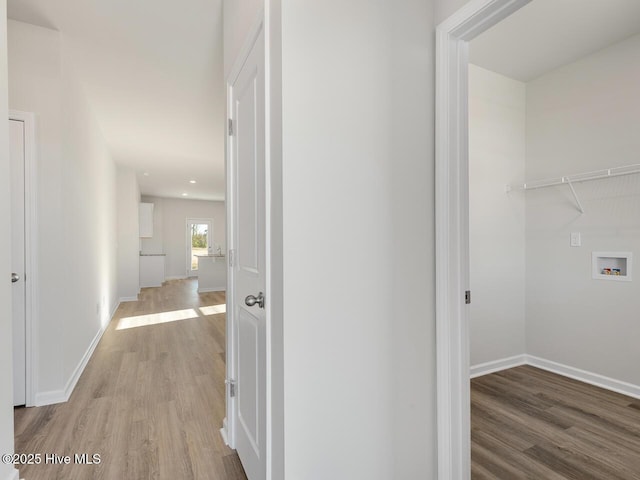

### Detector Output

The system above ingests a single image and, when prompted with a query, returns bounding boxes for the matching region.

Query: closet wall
[525,33,640,385]
[469,64,526,367]
[470,33,640,387]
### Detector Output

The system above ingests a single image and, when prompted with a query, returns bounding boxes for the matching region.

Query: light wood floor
[14,279,247,480]
[471,365,640,479]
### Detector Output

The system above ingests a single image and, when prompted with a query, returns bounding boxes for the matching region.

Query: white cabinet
[197,255,227,292]
[140,254,165,287]
[139,202,154,238]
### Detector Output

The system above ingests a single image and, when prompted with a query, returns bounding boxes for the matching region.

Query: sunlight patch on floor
[117,308,199,330]
[198,304,226,315]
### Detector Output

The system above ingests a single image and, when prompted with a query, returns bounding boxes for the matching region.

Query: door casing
[435,0,530,478]
[9,110,38,407]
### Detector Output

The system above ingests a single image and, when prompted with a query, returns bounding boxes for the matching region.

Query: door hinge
[228,118,233,136]
[465,290,471,305]
[229,249,235,267]
[226,379,237,397]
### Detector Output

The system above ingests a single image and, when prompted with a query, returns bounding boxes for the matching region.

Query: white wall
[141,196,225,278]
[223,0,264,78]
[60,46,117,384]
[281,3,393,474]
[117,165,141,301]
[469,64,526,366]
[8,20,117,402]
[8,20,64,394]
[435,0,469,24]
[280,1,435,478]
[265,2,286,476]
[0,3,19,480]
[388,0,437,476]
[525,33,640,385]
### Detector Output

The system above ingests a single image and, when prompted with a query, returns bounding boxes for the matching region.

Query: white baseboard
[118,296,138,303]
[64,326,106,398]
[220,417,230,446]
[34,389,66,406]
[526,355,640,400]
[471,354,640,400]
[198,286,226,293]
[3,467,20,480]
[470,354,526,378]
[35,325,107,407]
[110,301,122,320]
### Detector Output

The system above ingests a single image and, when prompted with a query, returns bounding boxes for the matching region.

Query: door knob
[245,292,265,309]
[11,273,19,283]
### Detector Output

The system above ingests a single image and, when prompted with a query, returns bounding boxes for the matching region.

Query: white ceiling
[470,0,640,82]
[8,0,226,201]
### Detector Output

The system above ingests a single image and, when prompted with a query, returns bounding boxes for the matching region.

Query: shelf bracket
[564,177,584,214]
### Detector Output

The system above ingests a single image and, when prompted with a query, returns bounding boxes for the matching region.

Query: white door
[230,28,266,480]
[10,119,26,406]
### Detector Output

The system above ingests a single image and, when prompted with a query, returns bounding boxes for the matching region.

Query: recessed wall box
[592,252,632,282]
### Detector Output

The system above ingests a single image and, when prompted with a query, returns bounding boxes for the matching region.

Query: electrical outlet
[570,232,581,247]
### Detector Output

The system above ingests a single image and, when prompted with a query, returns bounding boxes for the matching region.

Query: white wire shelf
[505,163,640,214]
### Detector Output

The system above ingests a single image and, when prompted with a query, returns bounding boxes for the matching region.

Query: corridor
[14,279,246,480]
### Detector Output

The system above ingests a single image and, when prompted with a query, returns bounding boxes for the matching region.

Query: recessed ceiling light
[182,193,188,196]
[143,172,150,176]
[189,180,196,184]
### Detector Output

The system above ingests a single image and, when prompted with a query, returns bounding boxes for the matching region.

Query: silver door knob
[11,273,19,283]
[245,292,265,309]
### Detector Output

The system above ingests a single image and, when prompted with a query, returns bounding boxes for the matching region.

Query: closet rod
[508,163,640,191]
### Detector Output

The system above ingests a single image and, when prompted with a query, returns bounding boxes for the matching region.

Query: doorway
[9,110,36,408]
[435,0,531,477]
[437,0,640,477]
[187,218,213,277]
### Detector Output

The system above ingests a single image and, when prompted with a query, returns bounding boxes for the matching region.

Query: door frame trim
[10,110,38,407]
[434,0,530,477]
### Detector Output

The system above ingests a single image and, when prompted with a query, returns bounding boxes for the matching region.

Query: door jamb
[9,110,38,408]
[435,0,530,478]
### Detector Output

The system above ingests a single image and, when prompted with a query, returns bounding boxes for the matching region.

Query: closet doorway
[436,0,640,477]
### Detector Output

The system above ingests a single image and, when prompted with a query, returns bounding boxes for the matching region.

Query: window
[186,219,212,275]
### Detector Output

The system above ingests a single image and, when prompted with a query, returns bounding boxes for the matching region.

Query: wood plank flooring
[14,279,247,480]
[471,365,640,479]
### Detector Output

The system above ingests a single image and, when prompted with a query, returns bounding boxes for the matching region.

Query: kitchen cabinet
[140,254,165,287]
[196,255,226,292]
[139,202,154,238]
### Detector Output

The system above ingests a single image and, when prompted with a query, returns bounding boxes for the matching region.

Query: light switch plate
[570,232,581,247]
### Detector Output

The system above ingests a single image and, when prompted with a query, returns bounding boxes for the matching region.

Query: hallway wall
[8,20,118,403]
[116,165,141,301]
[281,0,437,478]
